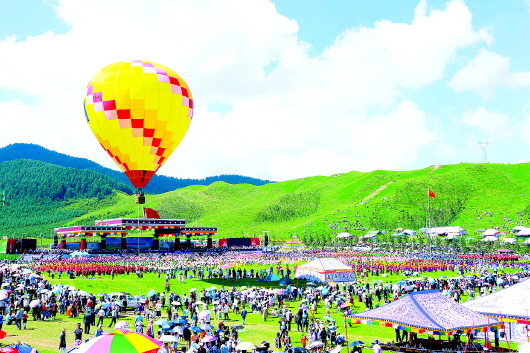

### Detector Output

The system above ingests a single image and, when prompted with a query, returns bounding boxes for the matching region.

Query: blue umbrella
[6,344,39,353]
[349,341,365,347]
[155,319,169,326]
[171,317,187,325]
[190,326,203,333]
[200,324,215,330]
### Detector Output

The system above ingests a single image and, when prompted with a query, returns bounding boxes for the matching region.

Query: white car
[107,292,141,311]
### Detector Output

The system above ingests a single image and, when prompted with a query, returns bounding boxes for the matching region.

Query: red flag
[143,207,160,219]
[428,190,436,198]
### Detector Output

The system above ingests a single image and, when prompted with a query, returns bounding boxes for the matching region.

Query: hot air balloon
[84,60,193,203]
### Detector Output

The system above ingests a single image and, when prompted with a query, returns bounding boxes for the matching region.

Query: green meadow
[2,266,523,353]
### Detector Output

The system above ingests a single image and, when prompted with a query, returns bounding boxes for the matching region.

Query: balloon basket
[135,194,145,204]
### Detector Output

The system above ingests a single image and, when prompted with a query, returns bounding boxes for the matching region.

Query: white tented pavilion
[295,258,356,283]
[463,278,530,343]
[482,228,500,237]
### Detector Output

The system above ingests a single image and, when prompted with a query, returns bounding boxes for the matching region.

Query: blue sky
[0,0,529,181]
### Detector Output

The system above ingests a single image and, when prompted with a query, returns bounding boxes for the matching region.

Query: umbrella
[155,319,168,326]
[194,301,205,305]
[171,318,187,325]
[349,341,365,347]
[231,325,245,330]
[5,344,38,353]
[0,348,18,353]
[322,316,335,322]
[200,324,214,331]
[170,327,182,334]
[189,288,196,292]
[0,330,5,339]
[201,335,217,343]
[190,326,203,333]
[29,299,40,308]
[171,301,182,306]
[235,342,256,351]
[308,341,324,348]
[158,335,178,343]
[147,290,156,297]
[73,328,162,353]
[340,303,351,308]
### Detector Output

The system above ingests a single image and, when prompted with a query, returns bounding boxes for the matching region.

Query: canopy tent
[295,258,356,283]
[463,278,530,342]
[335,232,351,239]
[363,230,381,239]
[428,226,467,237]
[263,273,281,282]
[510,225,525,233]
[481,236,498,242]
[463,278,530,323]
[515,228,530,237]
[347,290,499,336]
[278,277,293,286]
[482,228,500,237]
[277,236,309,253]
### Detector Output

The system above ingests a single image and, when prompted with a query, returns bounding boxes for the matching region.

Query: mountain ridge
[0,143,274,194]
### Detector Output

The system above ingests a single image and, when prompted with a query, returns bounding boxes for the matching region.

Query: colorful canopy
[74,328,162,353]
[347,290,500,335]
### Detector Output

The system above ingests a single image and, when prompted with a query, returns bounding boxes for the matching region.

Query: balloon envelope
[84,60,193,188]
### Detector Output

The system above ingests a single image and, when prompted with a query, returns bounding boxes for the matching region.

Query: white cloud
[0,0,493,181]
[449,49,530,99]
[462,106,513,139]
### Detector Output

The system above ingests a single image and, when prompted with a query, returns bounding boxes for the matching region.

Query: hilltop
[67,163,530,241]
[1,157,529,239]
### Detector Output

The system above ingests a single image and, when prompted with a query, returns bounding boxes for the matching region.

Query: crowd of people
[0,248,528,353]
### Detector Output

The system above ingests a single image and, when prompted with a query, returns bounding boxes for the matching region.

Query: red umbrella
[0,348,18,353]
[0,330,6,339]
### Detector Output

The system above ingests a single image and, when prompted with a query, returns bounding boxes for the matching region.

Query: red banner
[218,239,227,247]
[250,238,261,247]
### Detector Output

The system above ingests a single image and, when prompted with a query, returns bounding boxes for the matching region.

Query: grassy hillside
[61,163,530,242]
[0,159,131,236]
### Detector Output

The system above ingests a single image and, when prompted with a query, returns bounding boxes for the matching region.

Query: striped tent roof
[348,290,499,335]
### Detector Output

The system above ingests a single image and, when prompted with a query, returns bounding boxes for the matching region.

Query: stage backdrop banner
[159,242,174,250]
[86,242,101,250]
[105,237,122,249]
[218,239,228,247]
[126,237,154,249]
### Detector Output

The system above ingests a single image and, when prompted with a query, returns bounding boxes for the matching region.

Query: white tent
[482,228,500,237]
[500,237,516,244]
[510,225,525,233]
[428,226,466,236]
[516,228,530,237]
[523,238,530,245]
[463,278,530,343]
[295,258,356,283]
[335,232,351,239]
[481,235,498,242]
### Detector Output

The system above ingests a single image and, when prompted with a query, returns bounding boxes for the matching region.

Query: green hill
[2,161,530,242]
[65,163,530,241]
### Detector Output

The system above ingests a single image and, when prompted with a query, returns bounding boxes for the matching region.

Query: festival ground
[0,258,526,353]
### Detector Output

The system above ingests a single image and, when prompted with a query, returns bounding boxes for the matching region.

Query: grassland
[3,266,524,353]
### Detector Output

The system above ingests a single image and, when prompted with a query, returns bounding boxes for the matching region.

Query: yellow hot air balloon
[84,60,193,202]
